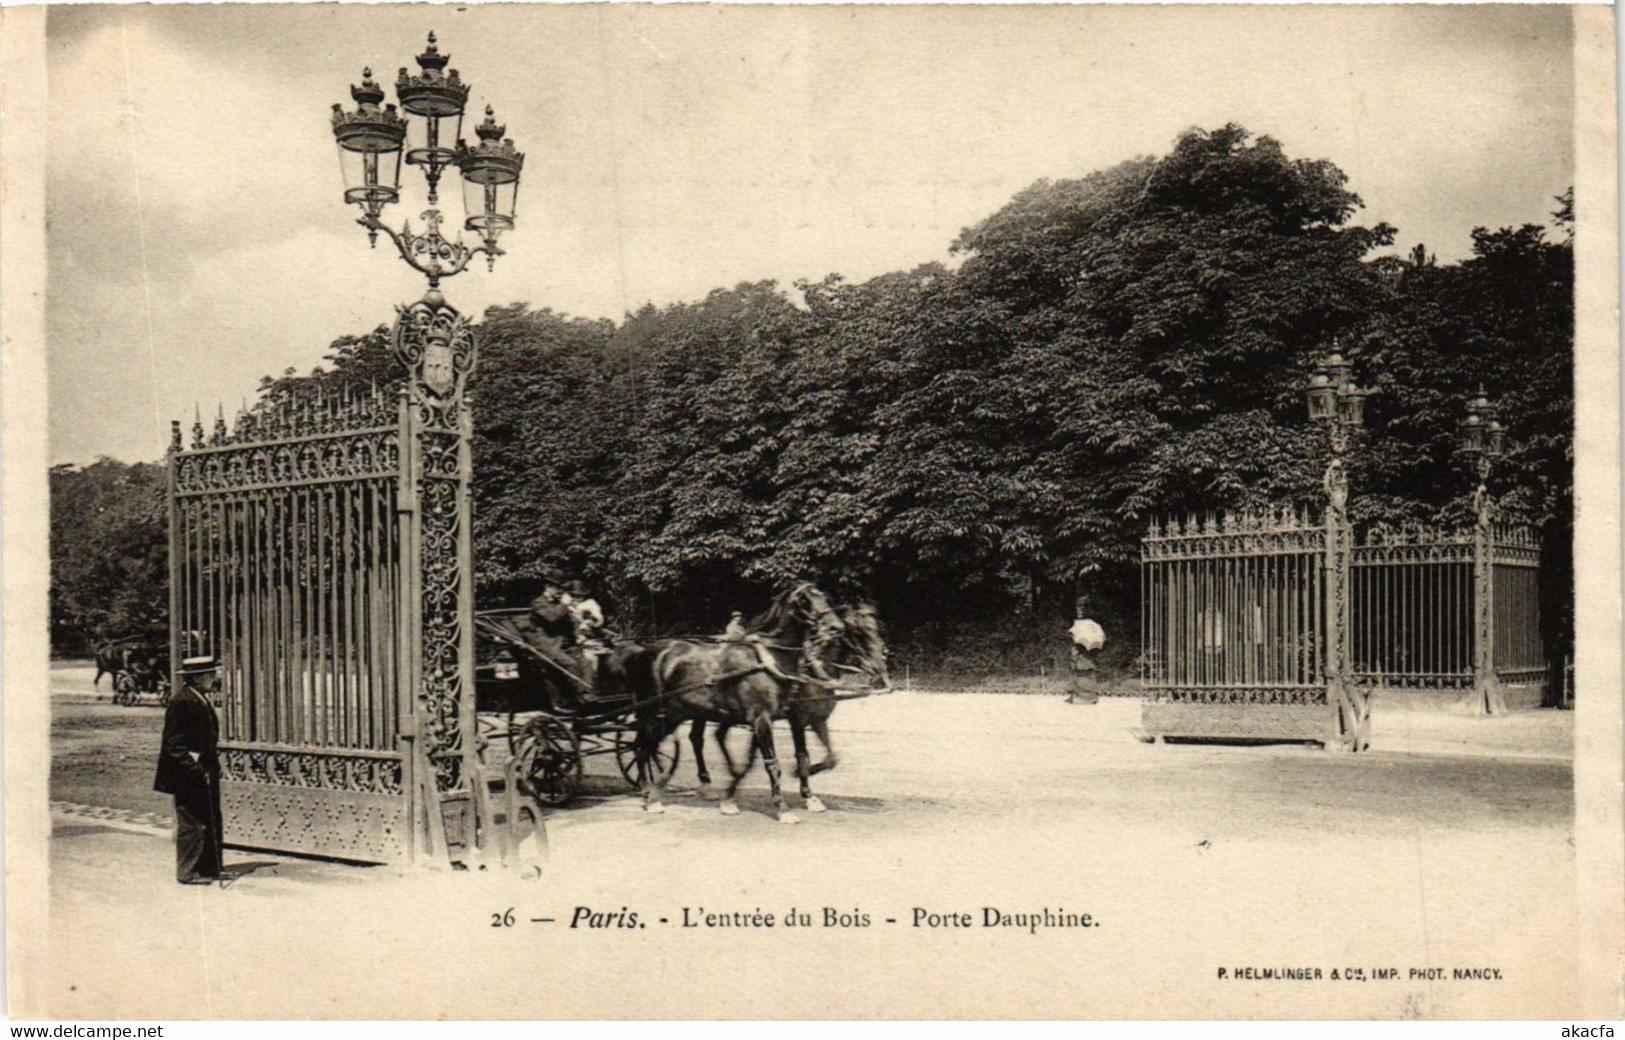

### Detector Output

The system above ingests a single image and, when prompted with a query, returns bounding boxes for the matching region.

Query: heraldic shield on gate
[166,289,484,865]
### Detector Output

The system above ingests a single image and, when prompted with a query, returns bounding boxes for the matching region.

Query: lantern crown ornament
[330,35,523,286]
[396,34,468,115]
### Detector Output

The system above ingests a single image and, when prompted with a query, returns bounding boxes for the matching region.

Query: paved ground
[34,660,1579,1020]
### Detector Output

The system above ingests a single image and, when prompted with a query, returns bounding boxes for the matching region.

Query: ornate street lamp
[1305,348,1372,461]
[331,33,525,288]
[1303,341,1374,751]
[396,33,468,207]
[456,106,524,264]
[327,36,525,860]
[331,69,406,235]
[1458,388,1507,491]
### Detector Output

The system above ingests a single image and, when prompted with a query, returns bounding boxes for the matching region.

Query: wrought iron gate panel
[169,400,413,862]
[1350,525,1475,690]
[1139,510,1336,743]
[1139,510,1547,743]
[1490,525,1544,684]
[168,304,484,864]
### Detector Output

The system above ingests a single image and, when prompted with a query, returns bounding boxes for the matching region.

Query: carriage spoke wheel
[113,673,135,707]
[614,727,681,789]
[513,715,583,807]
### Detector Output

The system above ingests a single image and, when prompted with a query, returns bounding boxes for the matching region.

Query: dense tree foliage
[49,459,169,653]
[51,126,1574,677]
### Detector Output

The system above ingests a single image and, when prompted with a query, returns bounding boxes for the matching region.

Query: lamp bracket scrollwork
[360,208,502,287]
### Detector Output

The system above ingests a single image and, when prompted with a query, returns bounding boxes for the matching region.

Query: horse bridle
[782,583,843,679]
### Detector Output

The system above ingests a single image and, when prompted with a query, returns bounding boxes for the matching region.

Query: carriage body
[474,608,679,807]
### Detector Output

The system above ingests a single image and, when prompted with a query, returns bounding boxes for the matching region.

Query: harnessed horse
[689,602,890,813]
[631,582,845,823]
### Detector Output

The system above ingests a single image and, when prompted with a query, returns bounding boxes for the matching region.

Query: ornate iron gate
[1139,509,1545,747]
[168,293,483,863]
[1139,509,1346,746]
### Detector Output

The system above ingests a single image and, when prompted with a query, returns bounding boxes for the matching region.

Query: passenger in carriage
[564,580,605,644]
[520,578,569,634]
[564,580,608,700]
[514,576,594,705]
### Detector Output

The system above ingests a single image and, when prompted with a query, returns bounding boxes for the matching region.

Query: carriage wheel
[614,727,681,789]
[113,673,135,706]
[513,715,583,807]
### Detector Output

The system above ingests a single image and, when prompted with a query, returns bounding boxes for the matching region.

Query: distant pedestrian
[153,656,224,884]
[723,611,748,640]
[1067,616,1106,705]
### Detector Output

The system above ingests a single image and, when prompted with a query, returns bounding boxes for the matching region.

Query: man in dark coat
[518,577,576,646]
[513,577,596,703]
[154,656,224,884]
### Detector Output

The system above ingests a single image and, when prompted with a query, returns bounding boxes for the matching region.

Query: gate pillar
[393,289,486,863]
[1323,460,1369,751]
[1469,488,1507,715]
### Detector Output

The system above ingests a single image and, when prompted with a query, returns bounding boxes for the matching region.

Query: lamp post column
[329,34,525,864]
[1307,347,1371,751]
[1461,391,1507,715]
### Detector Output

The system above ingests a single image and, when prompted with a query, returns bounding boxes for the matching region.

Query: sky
[43,4,1575,466]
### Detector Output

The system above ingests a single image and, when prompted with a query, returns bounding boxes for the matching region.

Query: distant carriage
[99,636,171,706]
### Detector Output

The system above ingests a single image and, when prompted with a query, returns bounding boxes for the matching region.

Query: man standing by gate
[154,656,224,884]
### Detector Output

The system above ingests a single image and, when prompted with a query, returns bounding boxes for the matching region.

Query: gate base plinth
[222,781,409,864]
[1141,701,1336,747]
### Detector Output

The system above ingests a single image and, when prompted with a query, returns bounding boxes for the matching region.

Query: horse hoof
[719,800,740,816]
[804,796,826,814]
[778,811,801,825]
[645,802,666,815]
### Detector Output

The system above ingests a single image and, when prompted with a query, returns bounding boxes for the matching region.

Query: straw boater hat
[179,655,219,675]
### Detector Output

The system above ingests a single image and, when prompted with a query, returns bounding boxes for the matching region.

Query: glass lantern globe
[1459,413,1486,454]
[1321,351,1352,391]
[1306,373,1337,422]
[395,33,469,204]
[456,106,524,246]
[1342,385,1368,428]
[332,68,407,217]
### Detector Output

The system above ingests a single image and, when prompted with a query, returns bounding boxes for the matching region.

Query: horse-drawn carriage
[474,584,891,820]
[95,634,172,706]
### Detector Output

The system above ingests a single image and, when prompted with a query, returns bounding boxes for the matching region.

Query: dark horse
[632,583,845,823]
[688,602,890,813]
[92,641,127,688]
